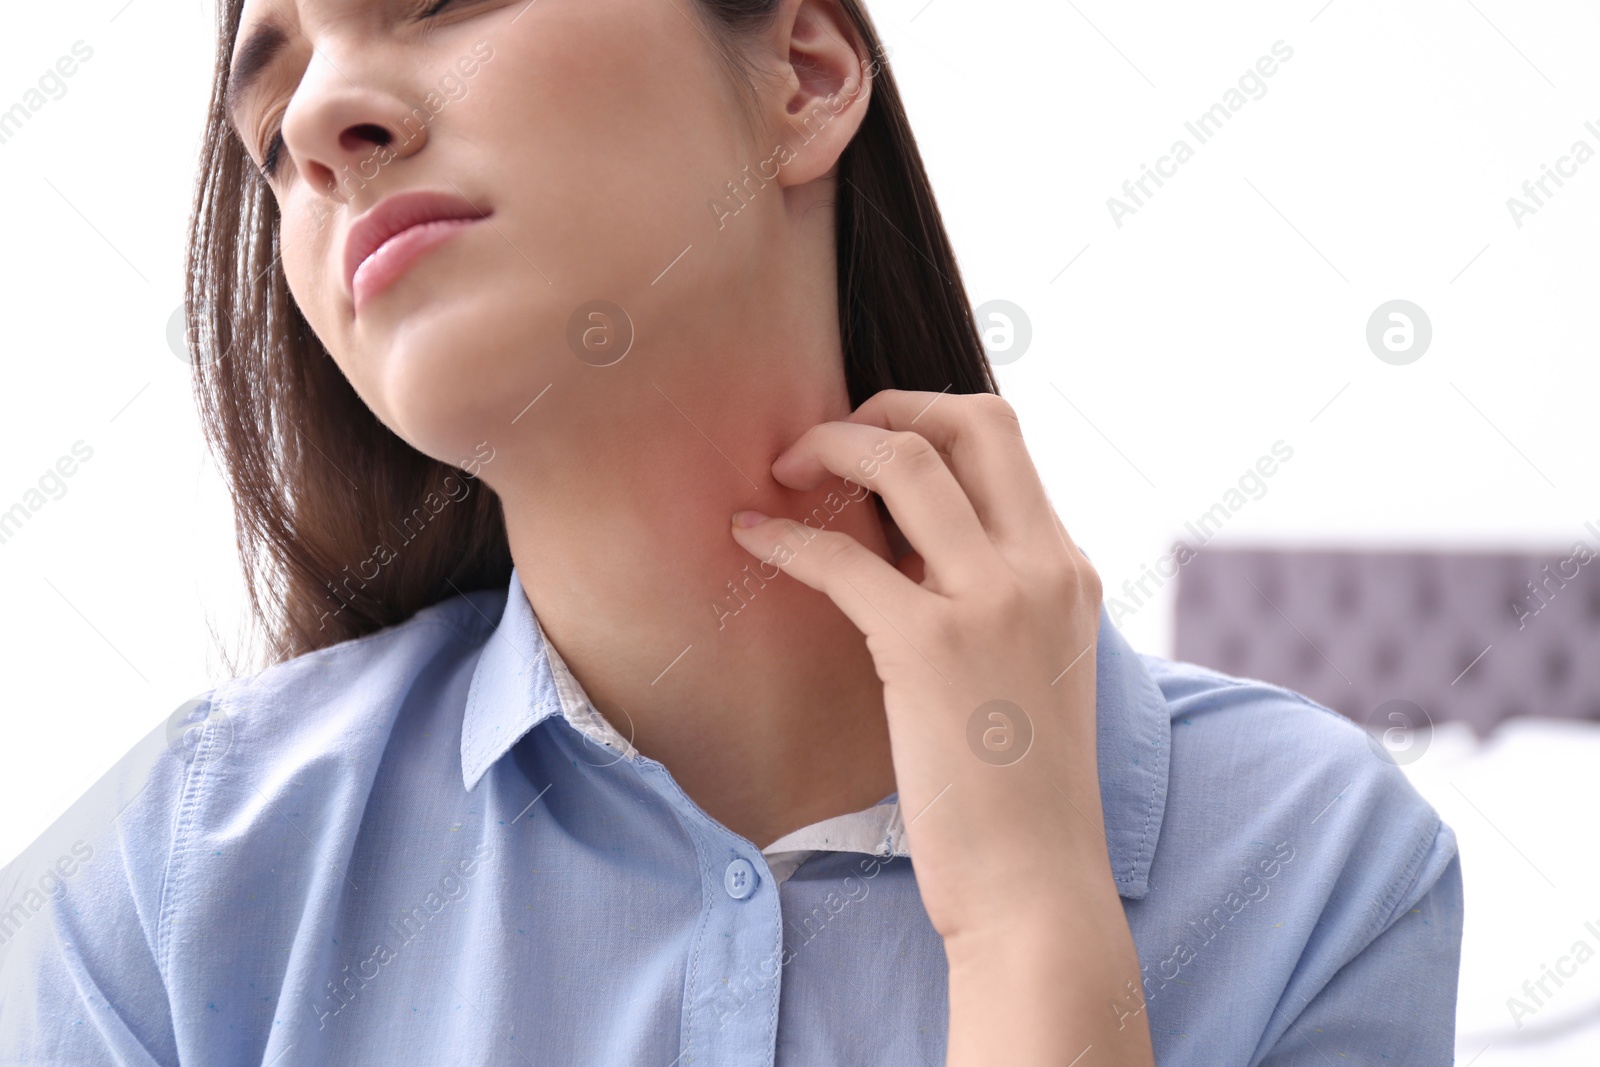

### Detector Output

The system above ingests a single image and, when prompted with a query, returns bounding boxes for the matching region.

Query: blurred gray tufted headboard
[1170,543,1600,736]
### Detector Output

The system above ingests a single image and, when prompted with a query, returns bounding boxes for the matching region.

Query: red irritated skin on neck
[728,387,1154,1065]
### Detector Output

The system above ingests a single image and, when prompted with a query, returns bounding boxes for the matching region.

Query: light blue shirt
[0,565,1463,1065]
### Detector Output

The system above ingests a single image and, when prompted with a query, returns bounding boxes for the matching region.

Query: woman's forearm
[944,872,1155,1066]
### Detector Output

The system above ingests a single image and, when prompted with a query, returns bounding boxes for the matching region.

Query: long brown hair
[186,0,998,674]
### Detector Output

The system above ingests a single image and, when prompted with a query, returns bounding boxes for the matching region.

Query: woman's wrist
[943,884,1154,1067]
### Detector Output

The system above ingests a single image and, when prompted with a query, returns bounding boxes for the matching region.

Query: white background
[1,1,1596,1061]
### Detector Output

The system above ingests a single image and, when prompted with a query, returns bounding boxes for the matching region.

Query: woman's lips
[351,217,486,315]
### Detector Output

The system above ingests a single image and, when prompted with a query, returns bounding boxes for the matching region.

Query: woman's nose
[280,52,428,200]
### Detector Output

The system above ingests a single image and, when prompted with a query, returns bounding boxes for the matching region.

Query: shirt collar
[461,565,1172,900]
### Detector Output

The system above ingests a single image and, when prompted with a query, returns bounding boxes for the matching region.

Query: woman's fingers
[729,516,932,651]
[1050,503,1090,565]
[731,388,1111,956]
[841,389,1070,563]
[767,419,1003,593]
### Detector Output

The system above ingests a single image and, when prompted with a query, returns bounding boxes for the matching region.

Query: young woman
[0,0,1463,1063]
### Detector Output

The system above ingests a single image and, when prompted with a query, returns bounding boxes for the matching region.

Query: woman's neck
[491,309,901,849]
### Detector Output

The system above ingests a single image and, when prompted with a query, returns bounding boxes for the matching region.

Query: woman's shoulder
[0,587,511,1061]
[1130,650,1461,1019]
[1140,647,1434,778]
[224,583,506,707]
[168,582,510,828]
[1120,650,1463,1067]
[0,586,507,962]
[1136,649,1454,893]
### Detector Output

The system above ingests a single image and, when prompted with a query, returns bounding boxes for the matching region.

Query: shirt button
[724,858,759,900]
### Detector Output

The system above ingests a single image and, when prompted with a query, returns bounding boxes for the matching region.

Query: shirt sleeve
[0,694,216,1067]
[1254,818,1465,1066]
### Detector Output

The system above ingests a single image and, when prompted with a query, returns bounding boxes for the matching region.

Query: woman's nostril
[339,122,392,152]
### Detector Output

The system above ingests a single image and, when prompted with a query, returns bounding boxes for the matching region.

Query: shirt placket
[631,756,786,1067]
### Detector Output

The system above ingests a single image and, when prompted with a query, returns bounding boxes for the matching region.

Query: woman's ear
[760,0,874,187]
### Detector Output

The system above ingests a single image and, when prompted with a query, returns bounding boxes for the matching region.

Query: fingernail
[731,510,768,529]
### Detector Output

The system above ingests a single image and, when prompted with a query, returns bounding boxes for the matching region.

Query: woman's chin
[373,353,537,469]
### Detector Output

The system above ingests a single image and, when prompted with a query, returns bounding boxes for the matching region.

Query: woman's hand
[729,388,1154,1065]
[729,387,1103,939]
